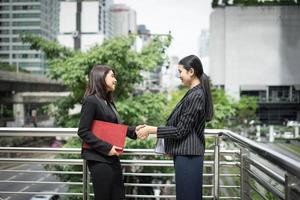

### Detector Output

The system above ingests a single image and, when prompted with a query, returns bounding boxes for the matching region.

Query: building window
[0,38,9,42]
[13,5,40,11]
[0,14,9,18]
[0,22,9,26]
[19,62,41,67]
[12,21,40,26]
[0,54,9,59]
[292,86,300,103]
[12,46,31,50]
[241,90,266,102]
[12,0,39,2]
[13,13,40,18]
[0,30,9,34]
[0,46,9,50]
[0,5,9,11]
[13,29,41,34]
[269,86,290,102]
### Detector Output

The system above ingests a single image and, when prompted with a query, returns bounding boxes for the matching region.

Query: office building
[110,4,136,37]
[0,0,59,74]
[58,0,113,51]
[209,6,300,124]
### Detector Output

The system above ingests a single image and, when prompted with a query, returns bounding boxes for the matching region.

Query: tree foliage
[21,34,171,127]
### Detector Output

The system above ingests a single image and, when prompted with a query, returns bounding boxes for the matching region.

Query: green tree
[208,88,236,129]
[21,34,171,127]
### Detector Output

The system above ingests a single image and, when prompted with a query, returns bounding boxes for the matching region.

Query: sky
[114,0,213,59]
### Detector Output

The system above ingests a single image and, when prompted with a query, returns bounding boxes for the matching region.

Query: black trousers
[87,160,125,200]
[173,155,204,200]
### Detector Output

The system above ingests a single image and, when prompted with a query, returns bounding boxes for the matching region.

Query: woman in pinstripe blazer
[137,55,214,200]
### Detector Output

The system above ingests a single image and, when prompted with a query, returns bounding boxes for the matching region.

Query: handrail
[222,130,300,178]
[1,127,300,199]
[1,127,299,178]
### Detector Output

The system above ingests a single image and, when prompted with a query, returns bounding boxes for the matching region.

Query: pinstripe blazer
[157,84,206,155]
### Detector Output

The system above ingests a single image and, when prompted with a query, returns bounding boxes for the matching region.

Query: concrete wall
[209,6,300,99]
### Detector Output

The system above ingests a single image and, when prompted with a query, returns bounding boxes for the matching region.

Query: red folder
[83,120,128,154]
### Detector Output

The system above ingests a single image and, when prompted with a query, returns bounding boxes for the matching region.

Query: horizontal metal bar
[0,180,82,185]
[223,130,300,178]
[0,169,82,174]
[0,158,83,165]
[0,147,81,154]
[0,127,77,137]
[123,172,174,177]
[249,157,285,184]
[125,194,175,198]
[0,158,239,168]
[0,147,238,155]
[219,185,240,188]
[219,197,241,199]
[220,174,240,177]
[0,127,221,137]
[125,183,175,187]
[0,191,82,196]
[124,183,214,188]
[246,168,284,200]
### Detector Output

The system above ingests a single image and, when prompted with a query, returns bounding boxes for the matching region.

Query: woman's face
[105,70,117,92]
[178,64,193,86]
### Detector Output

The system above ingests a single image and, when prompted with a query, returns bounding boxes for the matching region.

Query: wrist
[150,126,157,134]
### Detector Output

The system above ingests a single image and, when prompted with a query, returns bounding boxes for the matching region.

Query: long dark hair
[179,55,214,122]
[84,65,114,102]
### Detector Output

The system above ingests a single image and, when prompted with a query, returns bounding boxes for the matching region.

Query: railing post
[83,159,89,200]
[285,172,300,200]
[240,148,250,200]
[213,136,220,200]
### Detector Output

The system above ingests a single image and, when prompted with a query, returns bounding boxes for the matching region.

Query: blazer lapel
[166,91,190,122]
[166,84,201,122]
[109,102,121,124]
[94,95,121,123]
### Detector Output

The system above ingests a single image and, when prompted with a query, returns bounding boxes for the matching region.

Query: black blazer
[77,94,136,163]
[157,84,206,155]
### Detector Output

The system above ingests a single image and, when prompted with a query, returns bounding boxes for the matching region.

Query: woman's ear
[188,68,195,77]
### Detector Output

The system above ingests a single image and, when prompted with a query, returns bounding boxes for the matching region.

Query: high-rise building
[0,0,60,74]
[209,6,300,124]
[58,0,113,52]
[110,4,136,37]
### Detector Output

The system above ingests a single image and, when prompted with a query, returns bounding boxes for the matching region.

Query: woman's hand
[108,145,123,156]
[136,125,158,140]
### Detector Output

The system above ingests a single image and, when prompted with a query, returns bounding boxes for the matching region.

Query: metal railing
[0,128,299,199]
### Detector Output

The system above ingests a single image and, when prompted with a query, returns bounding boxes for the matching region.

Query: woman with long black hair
[77,65,137,200]
[136,55,214,200]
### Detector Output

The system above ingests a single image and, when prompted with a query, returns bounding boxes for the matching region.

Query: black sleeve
[157,93,204,139]
[77,98,112,155]
[126,126,137,140]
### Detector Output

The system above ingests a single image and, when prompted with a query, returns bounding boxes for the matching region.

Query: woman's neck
[190,78,200,89]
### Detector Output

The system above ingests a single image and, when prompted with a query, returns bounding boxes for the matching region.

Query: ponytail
[200,73,214,122]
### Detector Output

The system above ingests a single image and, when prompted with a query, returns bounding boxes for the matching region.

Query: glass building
[0,0,59,74]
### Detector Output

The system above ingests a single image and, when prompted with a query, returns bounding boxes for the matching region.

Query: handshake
[135,124,157,140]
